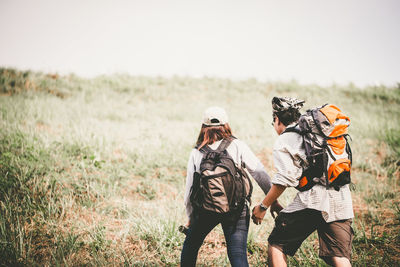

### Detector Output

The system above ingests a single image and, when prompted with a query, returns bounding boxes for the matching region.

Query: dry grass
[0,68,399,266]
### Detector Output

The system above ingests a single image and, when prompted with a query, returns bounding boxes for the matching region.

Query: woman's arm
[236,140,284,217]
[237,140,272,193]
[247,162,272,194]
[183,150,196,222]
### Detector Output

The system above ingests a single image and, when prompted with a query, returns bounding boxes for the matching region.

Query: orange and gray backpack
[189,138,253,222]
[285,104,352,191]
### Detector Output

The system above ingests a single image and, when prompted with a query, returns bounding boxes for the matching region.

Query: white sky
[0,0,399,86]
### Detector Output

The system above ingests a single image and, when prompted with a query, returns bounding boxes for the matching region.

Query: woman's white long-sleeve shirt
[184,139,272,220]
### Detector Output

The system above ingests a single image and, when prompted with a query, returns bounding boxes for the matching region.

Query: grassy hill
[0,68,399,266]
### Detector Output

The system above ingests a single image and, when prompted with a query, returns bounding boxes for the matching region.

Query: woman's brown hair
[196,124,233,149]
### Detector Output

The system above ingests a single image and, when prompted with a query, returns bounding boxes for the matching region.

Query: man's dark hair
[274,108,301,126]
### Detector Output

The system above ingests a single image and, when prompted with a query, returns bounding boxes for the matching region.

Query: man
[252,97,354,267]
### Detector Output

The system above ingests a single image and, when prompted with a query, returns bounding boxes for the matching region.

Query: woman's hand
[270,200,283,218]
[251,205,267,225]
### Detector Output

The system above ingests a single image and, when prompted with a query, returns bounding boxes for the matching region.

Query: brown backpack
[189,138,253,222]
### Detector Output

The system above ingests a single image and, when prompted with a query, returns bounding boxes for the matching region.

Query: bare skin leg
[267,248,351,267]
[268,244,287,267]
[330,256,351,267]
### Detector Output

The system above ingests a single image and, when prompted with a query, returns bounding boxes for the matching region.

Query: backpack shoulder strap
[215,137,233,153]
[198,137,234,155]
[198,144,212,154]
[282,124,301,134]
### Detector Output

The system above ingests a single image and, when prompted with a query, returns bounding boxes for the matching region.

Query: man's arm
[251,184,286,224]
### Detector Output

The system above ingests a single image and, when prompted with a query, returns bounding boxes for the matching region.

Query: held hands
[251,205,266,225]
[251,200,283,225]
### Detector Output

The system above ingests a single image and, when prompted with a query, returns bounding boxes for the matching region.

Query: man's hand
[270,201,283,219]
[251,205,267,225]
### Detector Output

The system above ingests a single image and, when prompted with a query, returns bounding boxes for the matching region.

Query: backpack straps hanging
[344,135,352,163]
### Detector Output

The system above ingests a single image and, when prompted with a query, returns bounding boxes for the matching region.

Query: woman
[181,106,282,267]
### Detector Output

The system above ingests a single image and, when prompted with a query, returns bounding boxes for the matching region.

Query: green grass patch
[0,68,399,266]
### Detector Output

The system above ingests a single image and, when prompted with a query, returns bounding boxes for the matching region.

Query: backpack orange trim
[328,158,351,183]
[320,105,340,124]
[327,137,346,155]
[298,176,308,188]
[320,104,350,137]
[330,124,348,137]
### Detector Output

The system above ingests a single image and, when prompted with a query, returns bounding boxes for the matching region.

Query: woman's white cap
[202,106,228,126]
